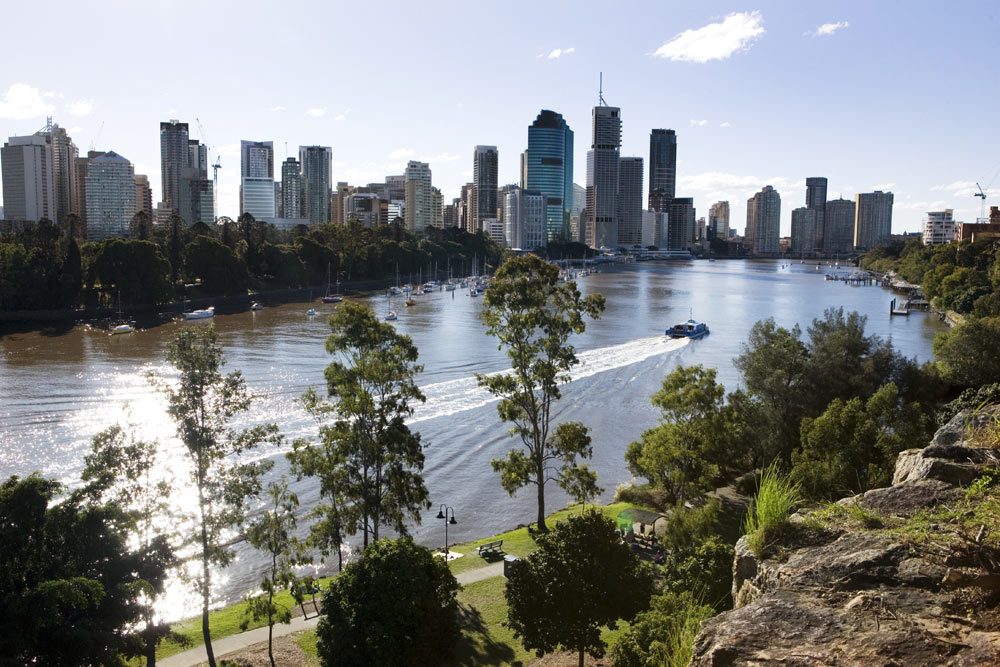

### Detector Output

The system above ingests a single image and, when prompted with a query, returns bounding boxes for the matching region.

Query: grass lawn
[446,502,639,575]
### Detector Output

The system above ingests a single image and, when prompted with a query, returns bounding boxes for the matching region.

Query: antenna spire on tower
[599,72,606,106]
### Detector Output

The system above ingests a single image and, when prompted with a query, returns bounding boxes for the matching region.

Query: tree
[289,300,429,550]
[478,254,605,531]
[167,214,185,284]
[161,327,279,667]
[505,511,654,667]
[183,235,250,296]
[608,591,715,667]
[82,424,176,667]
[933,316,1000,388]
[0,474,150,665]
[316,537,460,667]
[625,365,733,504]
[129,210,153,240]
[242,478,310,667]
[93,238,173,305]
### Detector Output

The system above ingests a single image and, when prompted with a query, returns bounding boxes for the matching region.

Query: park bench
[477,540,504,557]
[298,583,321,619]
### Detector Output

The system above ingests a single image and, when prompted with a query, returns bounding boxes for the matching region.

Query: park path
[158,561,505,667]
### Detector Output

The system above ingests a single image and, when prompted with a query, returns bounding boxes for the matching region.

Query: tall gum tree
[478,254,605,532]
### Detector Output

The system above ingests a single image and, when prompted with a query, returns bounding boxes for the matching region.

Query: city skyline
[0,1,997,235]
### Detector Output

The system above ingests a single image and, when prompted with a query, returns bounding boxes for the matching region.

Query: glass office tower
[523,109,573,242]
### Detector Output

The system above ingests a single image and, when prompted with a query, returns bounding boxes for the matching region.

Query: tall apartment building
[504,188,547,250]
[523,110,574,242]
[648,129,677,205]
[708,200,730,239]
[85,151,136,241]
[280,158,304,220]
[667,198,695,251]
[45,121,78,224]
[159,120,189,214]
[824,198,856,254]
[805,177,828,251]
[71,155,90,232]
[746,185,781,255]
[404,160,432,234]
[790,207,817,255]
[299,145,332,225]
[1,133,55,221]
[923,210,957,246]
[135,174,153,216]
[854,190,894,250]
[472,146,498,231]
[585,104,622,248]
[240,140,275,220]
[618,156,644,247]
[432,187,444,228]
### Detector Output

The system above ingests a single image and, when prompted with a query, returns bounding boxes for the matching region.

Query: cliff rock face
[690,408,1000,666]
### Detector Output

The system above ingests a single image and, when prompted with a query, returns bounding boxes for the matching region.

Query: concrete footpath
[158,562,505,667]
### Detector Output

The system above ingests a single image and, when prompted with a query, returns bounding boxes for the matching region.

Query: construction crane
[212,155,222,189]
[975,182,987,222]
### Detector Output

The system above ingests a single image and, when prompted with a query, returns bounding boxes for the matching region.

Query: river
[0,259,945,620]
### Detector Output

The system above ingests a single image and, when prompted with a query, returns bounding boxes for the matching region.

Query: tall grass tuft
[743,463,801,557]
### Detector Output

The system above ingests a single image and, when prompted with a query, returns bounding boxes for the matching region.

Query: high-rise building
[648,129,677,205]
[240,140,275,220]
[747,186,781,255]
[330,182,352,225]
[823,198,856,254]
[805,177,828,251]
[85,151,136,241]
[790,207,817,255]
[344,192,379,226]
[188,140,208,179]
[666,198,695,250]
[585,104,622,248]
[504,188,547,250]
[708,201,730,239]
[472,145,498,230]
[71,155,90,232]
[299,145,332,225]
[159,120,189,214]
[432,187,444,228]
[404,160,432,234]
[524,110,574,242]
[135,174,153,216]
[618,156,644,247]
[1,133,55,222]
[281,158,304,220]
[44,121,78,224]
[854,191,894,250]
[458,182,474,233]
[923,210,957,246]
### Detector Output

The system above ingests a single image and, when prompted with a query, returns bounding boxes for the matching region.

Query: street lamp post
[436,504,457,555]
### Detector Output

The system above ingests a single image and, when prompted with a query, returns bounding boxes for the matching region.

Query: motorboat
[111,323,134,335]
[184,306,215,320]
[667,319,709,339]
[250,302,263,311]
[405,297,415,307]
[384,311,398,321]
[306,308,317,316]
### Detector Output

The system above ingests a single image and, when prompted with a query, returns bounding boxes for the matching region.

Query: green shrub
[742,463,801,557]
[609,590,714,667]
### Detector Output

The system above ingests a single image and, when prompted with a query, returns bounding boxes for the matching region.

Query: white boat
[306,308,317,316]
[323,263,342,303]
[250,302,263,311]
[445,282,456,291]
[667,319,709,339]
[384,311,398,321]
[111,323,134,335]
[402,284,413,293]
[184,306,215,320]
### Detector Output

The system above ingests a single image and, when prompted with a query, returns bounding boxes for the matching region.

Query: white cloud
[389,148,415,161]
[433,152,459,163]
[307,107,328,117]
[217,142,240,159]
[163,108,177,115]
[0,83,56,120]
[66,99,93,117]
[654,11,764,63]
[872,182,895,190]
[69,126,83,134]
[334,114,346,121]
[269,105,286,112]
[720,121,731,127]
[547,47,575,59]
[689,119,708,127]
[931,180,985,198]
[895,200,948,211]
[813,21,849,37]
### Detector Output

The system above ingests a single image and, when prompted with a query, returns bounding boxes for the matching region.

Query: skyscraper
[648,129,677,205]
[824,198,856,255]
[240,140,275,219]
[135,174,153,216]
[618,156,644,247]
[432,187,444,229]
[790,207,817,255]
[85,151,136,241]
[159,120,189,214]
[524,110,574,242]
[805,177,828,251]
[709,201,730,239]
[404,160,432,234]
[45,121,78,224]
[923,210,957,245]
[281,158,304,219]
[666,197,695,250]
[747,185,781,255]
[504,188,547,250]
[299,145,332,225]
[1,133,54,222]
[854,191,894,250]
[472,145,498,231]
[585,104,622,248]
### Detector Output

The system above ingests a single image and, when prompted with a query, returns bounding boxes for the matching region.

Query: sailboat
[384,290,398,321]
[110,290,134,335]
[323,264,342,303]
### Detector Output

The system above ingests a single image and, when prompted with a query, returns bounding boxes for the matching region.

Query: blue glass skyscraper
[523,110,573,242]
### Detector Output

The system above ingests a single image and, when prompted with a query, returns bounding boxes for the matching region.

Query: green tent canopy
[615,507,667,533]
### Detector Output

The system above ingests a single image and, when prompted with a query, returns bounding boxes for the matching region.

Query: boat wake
[411,335,688,424]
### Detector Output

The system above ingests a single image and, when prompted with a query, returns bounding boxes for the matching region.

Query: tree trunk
[578,647,585,667]
[200,483,216,667]
[268,622,275,667]
[536,475,547,532]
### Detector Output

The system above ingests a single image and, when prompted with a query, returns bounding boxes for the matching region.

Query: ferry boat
[667,319,709,339]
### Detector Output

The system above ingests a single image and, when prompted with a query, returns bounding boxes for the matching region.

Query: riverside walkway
[158,561,505,667]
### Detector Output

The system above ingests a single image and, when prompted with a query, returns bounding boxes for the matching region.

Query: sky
[2,0,998,236]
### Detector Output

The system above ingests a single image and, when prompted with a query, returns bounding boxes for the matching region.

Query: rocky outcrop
[690,408,1000,666]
